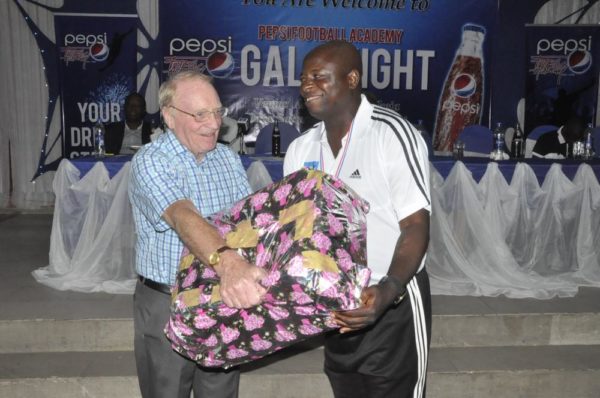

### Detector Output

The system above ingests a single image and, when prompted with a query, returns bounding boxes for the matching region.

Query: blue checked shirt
[128,131,251,285]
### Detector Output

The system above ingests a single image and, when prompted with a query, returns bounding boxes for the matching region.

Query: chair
[219,116,237,142]
[458,125,493,156]
[525,125,557,158]
[218,116,244,152]
[254,122,301,155]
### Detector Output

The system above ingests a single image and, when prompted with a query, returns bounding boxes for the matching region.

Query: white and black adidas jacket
[284,95,431,283]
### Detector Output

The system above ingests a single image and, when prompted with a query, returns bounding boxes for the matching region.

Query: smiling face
[162,76,222,158]
[300,42,361,123]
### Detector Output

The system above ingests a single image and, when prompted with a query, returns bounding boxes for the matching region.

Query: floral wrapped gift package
[165,168,371,368]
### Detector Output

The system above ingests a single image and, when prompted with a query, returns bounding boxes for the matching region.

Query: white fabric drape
[36,159,600,297]
[246,160,274,191]
[0,0,61,209]
[427,161,600,298]
[32,159,136,293]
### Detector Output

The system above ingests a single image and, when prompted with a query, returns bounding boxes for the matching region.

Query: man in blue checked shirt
[129,70,266,398]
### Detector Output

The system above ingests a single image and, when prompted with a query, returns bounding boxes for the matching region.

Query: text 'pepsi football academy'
[240,44,435,89]
[257,24,404,44]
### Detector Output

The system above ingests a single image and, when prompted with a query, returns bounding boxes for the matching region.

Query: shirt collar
[163,130,191,158]
[125,121,143,131]
[315,94,372,144]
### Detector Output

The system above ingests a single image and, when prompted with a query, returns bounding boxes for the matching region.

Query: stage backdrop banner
[159,1,496,143]
[55,13,138,159]
[525,24,599,134]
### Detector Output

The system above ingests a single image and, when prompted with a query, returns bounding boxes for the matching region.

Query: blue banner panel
[159,0,496,146]
[525,25,599,134]
[56,14,138,158]
[490,0,550,132]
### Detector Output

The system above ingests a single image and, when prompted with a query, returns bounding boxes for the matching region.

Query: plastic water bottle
[511,122,524,159]
[93,121,105,157]
[583,123,594,160]
[271,119,281,157]
[492,122,505,160]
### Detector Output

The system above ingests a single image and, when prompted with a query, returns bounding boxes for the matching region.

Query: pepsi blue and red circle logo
[89,42,109,62]
[451,74,477,98]
[206,52,235,78]
[567,50,592,74]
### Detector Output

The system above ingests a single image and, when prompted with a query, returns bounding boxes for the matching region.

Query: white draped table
[33,158,137,294]
[33,156,600,298]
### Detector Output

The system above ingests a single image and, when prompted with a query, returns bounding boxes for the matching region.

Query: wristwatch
[379,275,407,306]
[208,246,232,267]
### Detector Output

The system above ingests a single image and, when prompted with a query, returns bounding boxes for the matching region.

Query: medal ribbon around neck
[320,119,355,178]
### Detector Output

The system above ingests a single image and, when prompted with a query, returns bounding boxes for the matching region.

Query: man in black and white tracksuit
[284,40,432,398]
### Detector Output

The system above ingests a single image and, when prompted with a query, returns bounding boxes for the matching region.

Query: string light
[19,8,59,182]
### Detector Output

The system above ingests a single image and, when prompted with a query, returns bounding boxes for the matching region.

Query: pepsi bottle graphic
[433,24,485,152]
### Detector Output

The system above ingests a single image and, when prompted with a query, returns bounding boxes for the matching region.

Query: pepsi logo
[451,74,477,97]
[206,52,234,78]
[567,50,592,74]
[89,42,109,62]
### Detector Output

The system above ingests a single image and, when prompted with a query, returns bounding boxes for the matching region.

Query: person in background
[129,70,266,398]
[532,116,586,158]
[105,92,152,154]
[284,40,431,398]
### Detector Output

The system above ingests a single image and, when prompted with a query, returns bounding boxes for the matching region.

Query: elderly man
[284,41,432,398]
[129,70,266,398]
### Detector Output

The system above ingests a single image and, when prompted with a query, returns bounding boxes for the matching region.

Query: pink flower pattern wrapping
[165,168,370,368]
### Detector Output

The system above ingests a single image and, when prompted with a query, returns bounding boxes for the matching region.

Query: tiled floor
[0,213,132,321]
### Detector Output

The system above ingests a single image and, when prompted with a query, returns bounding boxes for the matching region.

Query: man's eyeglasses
[169,105,228,123]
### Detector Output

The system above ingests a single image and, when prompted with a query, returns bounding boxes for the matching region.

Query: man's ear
[347,69,360,89]
[161,108,173,129]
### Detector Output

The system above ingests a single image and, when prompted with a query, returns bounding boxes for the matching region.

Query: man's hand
[332,279,402,333]
[332,208,429,333]
[216,250,267,309]
[163,200,267,308]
